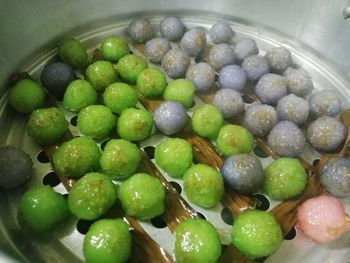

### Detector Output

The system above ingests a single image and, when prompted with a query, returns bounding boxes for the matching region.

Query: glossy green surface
[103,82,138,115]
[216,124,254,156]
[137,67,167,98]
[68,172,117,220]
[163,79,195,108]
[155,138,193,178]
[77,105,116,140]
[183,163,224,208]
[116,54,148,84]
[231,210,282,259]
[63,79,97,112]
[117,108,153,141]
[8,79,45,114]
[101,36,130,62]
[52,136,101,178]
[58,38,89,69]
[100,139,141,179]
[27,107,68,145]
[264,157,307,200]
[174,219,221,263]
[83,219,131,263]
[119,173,165,220]
[192,104,223,139]
[86,61,117,91]
[19,185,69,232]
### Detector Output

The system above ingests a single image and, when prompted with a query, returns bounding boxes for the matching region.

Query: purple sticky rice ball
[213,88,244,119]
[220,154,264,194]
[153,101,188,135]
[241,55,270,81]
[218,65,247,91]
[243,104,278,137]
[208,43,235,71]
[308,90,343,118]
[233,38,259,64]
[265,46,292,74]
[185,62,215,92]
[180,28,207,57]
[321,157,350,198]
[160,17,185,41]
[128,18,154,43]
[307,116,346,152]
[161,49,190,79]
[144,38,171,64]
[283,67,313,97]
[267,121,306,157]
[255,73,287,105]
[276,94,310,125]
[209,22,234,44]
[40,62,76,100]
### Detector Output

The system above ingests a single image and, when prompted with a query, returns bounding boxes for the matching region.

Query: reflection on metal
[343,5,350,19]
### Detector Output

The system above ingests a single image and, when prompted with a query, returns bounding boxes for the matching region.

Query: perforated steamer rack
[1,13,350,263]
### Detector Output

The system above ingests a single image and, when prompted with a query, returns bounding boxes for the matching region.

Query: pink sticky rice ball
[297,195,350,243]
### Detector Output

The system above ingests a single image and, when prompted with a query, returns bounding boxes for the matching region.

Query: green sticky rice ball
[86,61,117,91]
[103,83,138,115]
[58,38,89,69]
[264,157,307,200]
[117,54,148,84]
[100,139,141,180]
[27,107,68,145]
[77,105,116,140]
[216,124,254,156]
[117,108,153,141]
[101,36,130,62]
[192,104,224,139]
[19,185,69,232]
[8,79,45,114]
[155,138,193,178]
[68,172,117,220]
[231,210,283,259]
[137,68,167,98]
[183,163,224,208]
[163,79,195,108]
[52,136,101,178]
[83,219,131,263]
[119,173,165,220]
[63,79,98,112]
[174,219,221,263]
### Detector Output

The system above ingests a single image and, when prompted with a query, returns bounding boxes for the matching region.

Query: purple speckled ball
[233,38,259,64]
[276,94,310,125]
[308,90,343,118]
[218,65,247,91]
[160,17,184,41]
[128,18,154,43]
[208,43,235,71]
[213,88,244,119]
[209,22,234,44]
[161,49,190,79]
[284,67,313,97]
[307,116,346,152]
[144,38,171,64]
[265,46,292,74]
[180,28,206,57]
[241,55,270,81]
[153,101,188,135]
[220,154,264,194]
[243,104,278,137]
[255,73,287,105]
[186,62,215,92]
[267,121,306,157]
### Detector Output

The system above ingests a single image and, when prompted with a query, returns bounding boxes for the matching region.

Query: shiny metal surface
[1,1,350,262]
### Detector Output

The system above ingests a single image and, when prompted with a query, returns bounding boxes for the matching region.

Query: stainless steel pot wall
[1,0,350,262]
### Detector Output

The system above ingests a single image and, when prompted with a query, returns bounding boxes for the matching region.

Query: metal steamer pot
[1,0,350,262]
